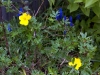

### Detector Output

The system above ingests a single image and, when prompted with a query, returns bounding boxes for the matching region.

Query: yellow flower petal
[22,13,31,20]
[22,13,27,16]
[75,58,81,63]
[19,15,23,20]
[20,21,24,25]
[27,14,31,20]
[69,57,82,70]
[75,66,80,70]
[23,20,29,26]
[74,58,82,70]
[20,20,29,26]
[68,62,74,66]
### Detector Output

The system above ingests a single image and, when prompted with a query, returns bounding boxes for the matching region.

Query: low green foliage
[0,0,100,75]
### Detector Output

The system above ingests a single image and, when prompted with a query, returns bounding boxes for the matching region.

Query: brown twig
[2,22,10,55]
[34,0,44,17]
[60,58,68,66]
[11,4,19,12]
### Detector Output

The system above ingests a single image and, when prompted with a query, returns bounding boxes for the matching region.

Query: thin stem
[2,22,10,55]
[11,4,19,12]
[93,67,100,74]
[34,0,44,17]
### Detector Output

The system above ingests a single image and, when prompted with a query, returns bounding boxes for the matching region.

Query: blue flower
[63,16,66,21]
[76,14,80,20]
[56,8,63,21]
[69,16,73,23]
[63,30,67,35]
[17,8,23,16]
[64,16,68,26]
[70,22,74,26]
[7,23,12,32]
[69,16,74,26]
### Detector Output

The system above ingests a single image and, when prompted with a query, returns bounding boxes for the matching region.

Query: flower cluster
[68,57,82,70]
[56,8,74,27]
[56,8,64,21]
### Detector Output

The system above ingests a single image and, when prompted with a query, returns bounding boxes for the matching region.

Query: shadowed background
[0,0,49,22]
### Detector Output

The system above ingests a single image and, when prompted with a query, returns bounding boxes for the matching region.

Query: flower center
[23,17,27,20]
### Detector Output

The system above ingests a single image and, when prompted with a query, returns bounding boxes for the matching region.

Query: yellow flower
[68,57,82,70]
[19,12,31,26]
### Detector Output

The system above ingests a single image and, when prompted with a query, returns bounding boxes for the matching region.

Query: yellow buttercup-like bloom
[19,12,31,26]
[68,57,82,70]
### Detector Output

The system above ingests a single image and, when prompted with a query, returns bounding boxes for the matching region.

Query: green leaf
[80,20,86,31]
[85,0,98,8]
[91,16,100,23]
[68,0,74,3]
[67,3,79,12]
[48,0,55,6]
[26,33,33,42]
[74,0,83,3]
[80,32,87,38]
[81,70,90,75]
[80,6,90,16]
[92,3,100,17]
[99,1,100,7]
[0,26,3,32]
[11,28,25,37]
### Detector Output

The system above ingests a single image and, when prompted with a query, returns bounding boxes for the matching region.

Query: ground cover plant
[0,0,100,75]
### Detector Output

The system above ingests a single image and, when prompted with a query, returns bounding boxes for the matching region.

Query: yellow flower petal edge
[20,20,29,26]
[19,12,31,26]
[68,62,74,66]
[68,57,82,70]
